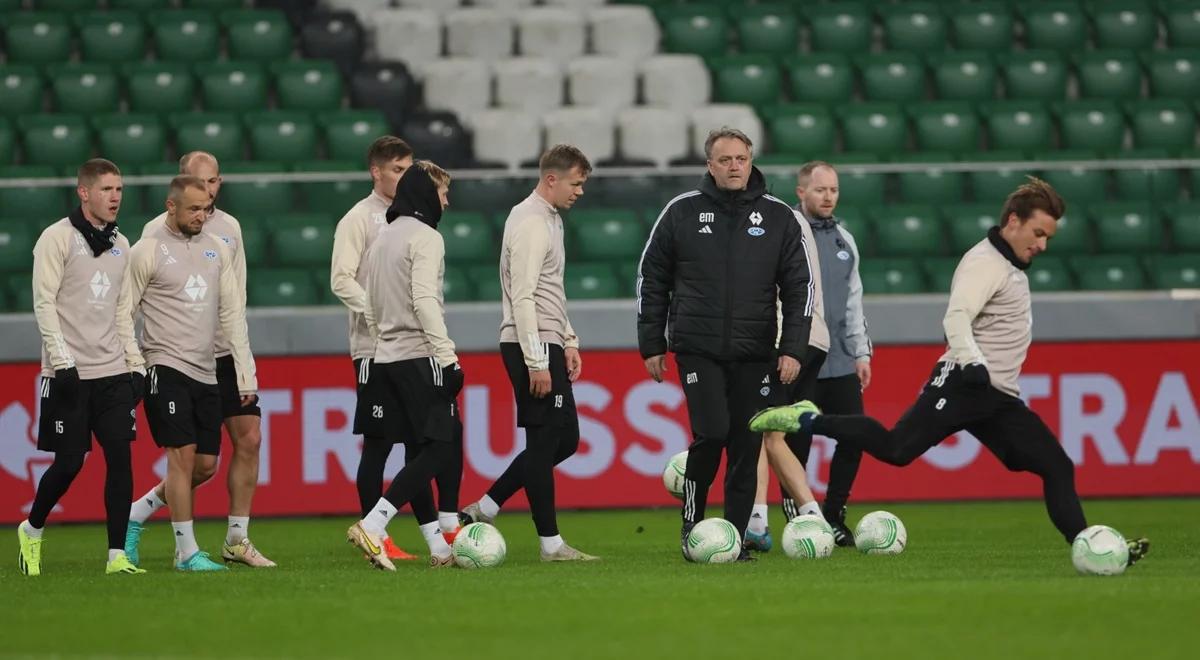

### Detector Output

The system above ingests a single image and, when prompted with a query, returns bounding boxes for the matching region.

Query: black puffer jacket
[636,167,813,362]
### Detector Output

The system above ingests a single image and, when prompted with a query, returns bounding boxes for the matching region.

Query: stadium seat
[0,166,68,220]
[763,104,836,157]
[931,52,998,102]
[1021,2,1087,52]
[565,263,621,299]
[48,64,120,115]
[858,258,926,294]
[445,8,514,58]
[223,9,294,62]
[293,160,368,216]
[880,2,947,53]
[114,0,174,7]
[617,108,690,167]
[616,261,640,297]
[1072,255,1146,290]
[895,153,966,204]
[982,101,1052,152]
[453,177,525,214]
[274,60,343,112]
[711,56,782,106]
[238,222,268,267]
[18,115,92,168]
[1027,255,1074,291]
[442,267,474,303]
[836,158,888,206]
[247,112,319,161]
[125,62,195,115]
[1145,254,1200,288]
[945,203,997,253]
[494,58,564,114]
[441,212,494,263]
[839,104,908,155]
[182,0,244,7]
[75,10,146,63]
[543,108,617,164]
[468,109,541,170]
[399,111,472,169]
[1043,205,1092,253]
[422,58,492,119]
[3,12,72,65]
[784,54,853,104]
[1128,100,1197,153]
[320,110,389,163]
[567,57,637,110]
[948,1,1014,51]
[200,62,268,113]
[319,0,389,23]
[271,214,334,267]
[735,4,798,56]
[640,55,711,110]
[1092,203,1162,253]
[807,3,871,53]
[300,11,365,75]
[28,0,101,10]
[371,10,441,75]
[151,10,220,62]
[857,52,926,103]
[219,161,295,217]
[1039,151,1109,206]
[1001,51,1068,100]
[1055,101,1126,152]
[93,114,166,166]
[966,150,1032,202]
[910,102,980,153]
[0,65,44,117]
[1075,51,1142,100]
[689,105,763,160]
[1164,0,1200,48]
[1145,50,1200,100]
[658,4,728,57]
[588,5,660,60]
[1165,202,1200,250]
[171,113,245,163]
[6,274,34,312]
[466,264,503,302]
[568,209,645,261]
[922,257,959,293]
[0,119,13,165]
[1111,150,1184,201]
[869,205,944,256]
[248,268,320,306]
[1090,1,1157,50]
[0,223,35,273]
[350,61,418,128]
[517,7,586,59]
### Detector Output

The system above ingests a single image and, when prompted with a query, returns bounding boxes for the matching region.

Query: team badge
[837,250,850,261]
[203,249,218,261]
[109,247,123,256]
[748,227,765,237]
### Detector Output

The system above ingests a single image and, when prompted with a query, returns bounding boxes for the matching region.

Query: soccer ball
[854,510,907,555]
[452,522,507,569]
[662,450,688,500]
[781,515,836,559]
[1071,525,1128,576]
[685,518,742,563]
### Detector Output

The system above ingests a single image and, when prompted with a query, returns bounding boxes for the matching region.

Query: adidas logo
[175,530,183,536]
[377,509,388,516]
[762,375,770,384]
[698,226,712,234]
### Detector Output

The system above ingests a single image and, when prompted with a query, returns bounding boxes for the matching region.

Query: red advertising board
[1,342,1197,523]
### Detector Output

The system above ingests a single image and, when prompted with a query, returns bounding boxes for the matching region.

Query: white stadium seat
[494,58,564,114]
[423,58,492,117]
[589,5,660,60]
[543,107,616,163]
[397,0,461,11]
[517,8,586,59]
[370,9,442,74]
[469,109,543,170]
[544,0,607,7]
[472,0,536,10]
[689,104,765,159]
[445,8,515,58]
[567,56,637,109]
[640,54,711,110]
[617,107,689,167]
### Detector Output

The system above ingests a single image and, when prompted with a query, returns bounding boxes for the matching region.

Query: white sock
[172,520,200,560]
[108,549,124,562]
[539,534,564,554]
[798,501,825,519]
[21,520,43,539]
[226,516,249,544]
[438,512,459,533]
[748,504,769,534]
[129,488,166,524]
[478,495,500,519]
[420,521,452,557]
[361,498,397,537]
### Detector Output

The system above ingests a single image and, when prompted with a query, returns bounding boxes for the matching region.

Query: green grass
[3,499,1198,660]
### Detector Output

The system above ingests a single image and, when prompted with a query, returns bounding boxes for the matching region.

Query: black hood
[385,166,443,229]
[698,166,768,211]
[68,205,118,257]
[987,225,1031,271]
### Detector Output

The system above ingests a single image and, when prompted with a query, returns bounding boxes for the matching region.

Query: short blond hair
[539,144,592,176]
[415,159,450,188]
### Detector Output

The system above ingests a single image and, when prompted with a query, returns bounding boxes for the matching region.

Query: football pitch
[2,498,1197,660]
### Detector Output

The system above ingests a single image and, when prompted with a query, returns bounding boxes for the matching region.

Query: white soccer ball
[781,514,836,559]
[854,510,907,555]
[1071,525,1128,576]
[685,518,742,564]
[662,450,688,500]
[452,522,507,569]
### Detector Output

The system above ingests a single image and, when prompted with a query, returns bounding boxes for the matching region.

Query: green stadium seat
[272,60,344,112]
[1055,101,1125,152]
[931,52,998,102]
[6,273,34,312]
[293,160,368,216]
[1000,51,1068,100]
[949,1,1014,51]
[807,3,871,53]
[151,10,220,62]
[124,62,195,115]
[658,5,728,57]
[441,211,495,263]
[837,157,888,206]
[879,2,947,53]
[200,61,268,113]
[453,178,526,215]
[711,55,782,106]
[736,4,798,56]
[922,257,960,293]
[1128,100,1197,153]
[32,0,101,9]
[271,214,334,267]
[246,112,318,161]
[1038,151,1109,206]
[982,101,1052,152]
[1144,50,1200,100]
[1164,1,1200,47]
[858,258,926,294]
[18,115,92,167]
[1044,206,1092,254]
[442,267,474,303]
[966,150,1035,202]
[616,261,640,297]
[868,205,944,256]
[320,110,389,163]
[784,54,854,103]
[909,102,980,153]
[1027,255,1074,291]
[1165,202,1200,250]
[0,65,44,118]
[0,223,35,273]
[112,0,171,8]
[75,10,146,63]
[763,104,836,156]
[48,64,119,115]
[894,153,966,204]
[1092,203,1162,253]
[857,53,926,103]
[565,263,621,300]
[568,209,646,261]
[1145,254,1200,288]
[466,264,502,302]
[248,268,320,306]
[93,114,166,167]
[223,9,294,62]
[171,112,244,162]
[839,104,908,155]
[1111,150,1185,201]
[3,13,72,66]
[945,203,998,252]
[219,161,295,217]
[0,119,12,165]
[1021,2,1088,51]
[186,0,245,9]
[1071,255,1146,290]
[1075,51,1142,100]
[239,223,268,267]
[0,166,69,219]
[1090,2,1157,50]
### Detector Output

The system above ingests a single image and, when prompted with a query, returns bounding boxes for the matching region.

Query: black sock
[28,452,87,529]
[100,439,133,551]
[356,437,392,517]
[435,422,462,513]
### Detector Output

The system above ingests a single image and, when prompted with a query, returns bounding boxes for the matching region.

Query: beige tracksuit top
[777,211,830,353]
[499,191,579,370]
[33,219,144,379]
[331,191,391,360]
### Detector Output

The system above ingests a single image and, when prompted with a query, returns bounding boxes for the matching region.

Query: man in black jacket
[637,127,814,560]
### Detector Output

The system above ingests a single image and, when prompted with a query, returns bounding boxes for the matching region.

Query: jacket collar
[987,226,1030,271]
[794,204,839,230]
[698,166,768,210]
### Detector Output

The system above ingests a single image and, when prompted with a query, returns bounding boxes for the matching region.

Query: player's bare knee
[193,454,219,483]
[233,425,262,455]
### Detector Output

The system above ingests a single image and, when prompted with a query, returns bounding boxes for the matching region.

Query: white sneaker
[429,552,454,569]
[346,522,395,571]
[221,539,277,568]
[540,543,600,562]
[460,502,495,525]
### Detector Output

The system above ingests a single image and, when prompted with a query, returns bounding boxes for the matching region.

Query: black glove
[54,367,80,401]
[438,362,465,399]
[130,371,145,403]
[961,363,990,389]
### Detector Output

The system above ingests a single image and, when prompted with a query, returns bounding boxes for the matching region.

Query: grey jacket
[796,207,872,379]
